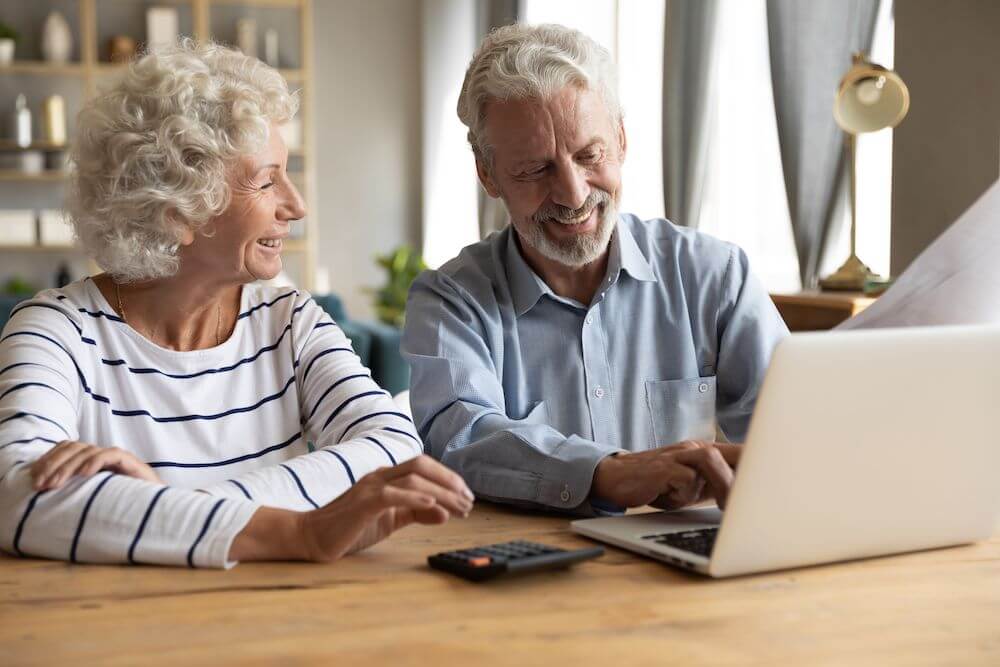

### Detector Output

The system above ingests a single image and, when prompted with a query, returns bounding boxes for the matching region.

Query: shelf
[94,62,128,73]
[0,170,70,182]
[0,245,79,253]
[0,62,87,76]
[209,0,303,7]
[0,141,70,152]
[0,0,315,290]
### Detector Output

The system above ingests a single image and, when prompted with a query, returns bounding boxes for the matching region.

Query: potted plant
[0,22,18,66]
[371,245,427,328]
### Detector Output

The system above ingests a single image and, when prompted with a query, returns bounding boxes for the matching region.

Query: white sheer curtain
[700,0,893,291]
[420,0,481,268]
[823,0,895,279]
[698,0,801,292]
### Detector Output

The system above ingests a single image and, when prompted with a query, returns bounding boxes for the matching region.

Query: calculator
[427,540,604,582]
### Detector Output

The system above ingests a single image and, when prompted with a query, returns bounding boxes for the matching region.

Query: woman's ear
[172,215,196,246]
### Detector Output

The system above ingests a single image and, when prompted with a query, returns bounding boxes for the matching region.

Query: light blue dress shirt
[402,214,788,514]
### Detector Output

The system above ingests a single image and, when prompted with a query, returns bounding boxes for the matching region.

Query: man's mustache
[533,190,612,224]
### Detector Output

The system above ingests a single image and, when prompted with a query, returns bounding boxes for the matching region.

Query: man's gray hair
[457,23,621,170]
[68,39,298,282]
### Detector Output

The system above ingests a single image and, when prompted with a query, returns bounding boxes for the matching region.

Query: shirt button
[699,382,710,393]
[594,386,605,398]
[560,486,571,502]
[586,315,594,325]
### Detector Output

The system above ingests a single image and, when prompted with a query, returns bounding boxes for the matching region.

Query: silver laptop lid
[709,324,1000,577]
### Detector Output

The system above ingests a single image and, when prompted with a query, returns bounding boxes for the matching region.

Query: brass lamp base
[819,253,880,291]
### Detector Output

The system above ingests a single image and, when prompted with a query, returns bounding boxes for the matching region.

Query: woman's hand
[229,455,475,563]
[30,441,162,491]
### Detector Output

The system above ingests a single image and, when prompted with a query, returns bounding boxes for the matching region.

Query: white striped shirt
[0,279,420,568]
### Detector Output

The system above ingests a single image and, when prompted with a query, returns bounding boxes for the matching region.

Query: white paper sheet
[837,180,1000,330]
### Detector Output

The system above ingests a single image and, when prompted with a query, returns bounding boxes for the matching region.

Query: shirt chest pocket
[645,377,717,447]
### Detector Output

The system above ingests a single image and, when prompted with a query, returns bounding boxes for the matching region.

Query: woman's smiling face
[180,123,306,283]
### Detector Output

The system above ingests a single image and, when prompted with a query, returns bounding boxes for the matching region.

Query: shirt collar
[615,218,658,283]
[504,215,657,317]
[506,228,551,317]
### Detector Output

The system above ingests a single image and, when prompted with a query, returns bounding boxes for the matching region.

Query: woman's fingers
[31,443,162,490]
[391,472,473,517]
[46,447,104,489]
[377,484,437,511]
[380,455,474,501]
[31,441,89,489]
[79,448,140,479]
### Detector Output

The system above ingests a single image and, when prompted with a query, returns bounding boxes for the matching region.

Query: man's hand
[591,441,742,510]
[229,455,475,563]
[30,441,163,490]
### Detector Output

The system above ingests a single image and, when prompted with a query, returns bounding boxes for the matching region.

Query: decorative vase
[0,38,14,66]
[41,11,73,64]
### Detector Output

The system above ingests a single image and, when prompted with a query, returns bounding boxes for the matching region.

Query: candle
[43,95,67,146]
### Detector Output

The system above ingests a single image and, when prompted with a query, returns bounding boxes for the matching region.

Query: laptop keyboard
[644,527,719,557]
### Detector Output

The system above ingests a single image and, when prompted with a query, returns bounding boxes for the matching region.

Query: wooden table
[771,291,877,331]
[2,503,998,666]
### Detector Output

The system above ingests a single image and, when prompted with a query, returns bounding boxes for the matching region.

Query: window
[825,0,895,279]
[435,1,895,286]
[524,0,666,220]
[698,0,801,292]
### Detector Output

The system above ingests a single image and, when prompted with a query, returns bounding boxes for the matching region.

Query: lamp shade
[834,54,909,134]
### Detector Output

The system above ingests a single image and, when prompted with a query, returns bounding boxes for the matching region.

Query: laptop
[572,325,1000,578]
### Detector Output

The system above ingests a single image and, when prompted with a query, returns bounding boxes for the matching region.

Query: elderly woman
[0,41,472,568]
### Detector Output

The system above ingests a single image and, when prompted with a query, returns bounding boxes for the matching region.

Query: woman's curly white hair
[68,39,298,282]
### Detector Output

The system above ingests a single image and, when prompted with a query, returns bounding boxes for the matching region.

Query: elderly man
[402,24,788,515]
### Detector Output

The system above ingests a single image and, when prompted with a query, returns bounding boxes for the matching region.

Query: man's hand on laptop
[591,442,742,510]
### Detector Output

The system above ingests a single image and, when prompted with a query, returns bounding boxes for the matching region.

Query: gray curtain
[662,0,721,228]
[476,0,520,238]
[767,0,881,288]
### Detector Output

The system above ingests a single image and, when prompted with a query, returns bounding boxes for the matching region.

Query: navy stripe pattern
[0,283,421,568]
[147,432,302,469]
[365,436,397,466]
[0,412,71,439]
[128,487,168,563]
[280,464,318,509]
[70,473,114,562]
[187,499,226,567]
[228,479,253,500]
[322,449,357,485]
[12,490,46,556]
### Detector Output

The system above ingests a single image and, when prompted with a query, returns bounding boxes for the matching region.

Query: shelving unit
[0,0,317,289]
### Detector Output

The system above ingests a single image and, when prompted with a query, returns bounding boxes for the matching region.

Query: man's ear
[617,118,627,163]
[476,157,501,199]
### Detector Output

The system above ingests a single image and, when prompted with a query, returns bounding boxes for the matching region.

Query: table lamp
[820,53,909,291]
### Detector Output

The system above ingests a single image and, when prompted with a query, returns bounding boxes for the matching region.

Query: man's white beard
[506,191,618,268]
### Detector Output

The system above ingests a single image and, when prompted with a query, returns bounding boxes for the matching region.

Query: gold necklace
[115,281,224,347]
